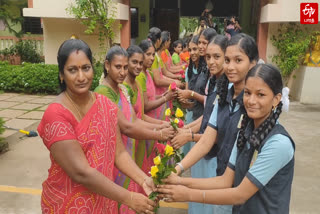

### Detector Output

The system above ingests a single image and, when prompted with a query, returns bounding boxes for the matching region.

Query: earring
[272,106,276,111]
[60,79,64,84]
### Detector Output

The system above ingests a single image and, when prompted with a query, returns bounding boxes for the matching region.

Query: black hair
[199,28,217,43]
[57,39,93,92]
[127,45,143,58]
[147,27,161,47]
[139,39,153,53]
[182,37,190,49]
[187,35,200,81]
[217,33,259,105]
[237,64,283,150]
[159,31,171,50]
[208,35,228,93]
[172,40,183,49]
[199,16,206,22]
[103,45,128,77]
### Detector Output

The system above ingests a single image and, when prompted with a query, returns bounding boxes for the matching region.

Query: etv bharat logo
[301,3,318,24]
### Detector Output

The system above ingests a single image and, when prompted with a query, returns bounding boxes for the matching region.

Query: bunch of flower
[149,144,183,211]
[165,107,184,129]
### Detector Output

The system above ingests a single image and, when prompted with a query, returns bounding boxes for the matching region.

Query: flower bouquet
[149,144,183,211]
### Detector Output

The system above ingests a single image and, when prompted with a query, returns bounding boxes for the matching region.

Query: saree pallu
[94,85,138,214]
[125,80,157,195]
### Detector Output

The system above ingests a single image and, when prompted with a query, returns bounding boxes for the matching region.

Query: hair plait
[216,73,229,105]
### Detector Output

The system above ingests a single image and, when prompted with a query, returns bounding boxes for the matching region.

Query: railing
[0,36,44,56]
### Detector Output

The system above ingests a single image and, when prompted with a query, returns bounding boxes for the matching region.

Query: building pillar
[257,0,270,62]
[28,0,33,8]
[120,0,131,48]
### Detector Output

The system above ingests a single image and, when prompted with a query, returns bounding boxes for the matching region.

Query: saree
[123,81,157,195]
[151,53,172,120]
[94,85,138,214]
[38,93,118,214]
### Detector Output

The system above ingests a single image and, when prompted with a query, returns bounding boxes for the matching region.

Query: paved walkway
[0,92,320,213]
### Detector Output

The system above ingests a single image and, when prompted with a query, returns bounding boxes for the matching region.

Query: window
[22,17,43,34]
[130,8,138,38]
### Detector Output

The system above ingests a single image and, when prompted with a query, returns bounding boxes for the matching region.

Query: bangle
[160,130,163,138]
[131,191,134,201]
[163,95,167,102]
[191,91,195,97]
[203,191,206,204]
[176,162,185,173]
[189,128,192,133]
[192,132,194,141]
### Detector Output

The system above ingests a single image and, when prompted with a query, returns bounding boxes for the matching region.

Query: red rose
[178,119,184,128]
[181,73,186,79]
[155,143,166,155]
[170,82,177,91]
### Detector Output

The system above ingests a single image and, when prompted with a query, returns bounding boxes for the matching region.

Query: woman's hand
[163,172,182,185]
[165,89,178,101]
[157,185,190,202]
[160,126,175,141]
[142,177,156,195]
[160,121,171,129]
[171,132,190,150]
[128,192,156,213]
[178,89,191,100]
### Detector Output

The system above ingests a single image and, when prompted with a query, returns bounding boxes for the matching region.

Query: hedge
[0,61,104,94]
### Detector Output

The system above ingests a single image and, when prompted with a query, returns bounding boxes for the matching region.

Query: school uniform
[228,122,295,214]
[207,86,245,214]
[207,86,246,176]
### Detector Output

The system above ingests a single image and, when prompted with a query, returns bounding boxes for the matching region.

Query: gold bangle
[191,91,195,97]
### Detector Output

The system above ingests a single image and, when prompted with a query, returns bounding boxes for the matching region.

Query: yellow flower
[153,156,161,165]
[175,108,184,118]
[150,166,159,178]
[165,108,171,117]
[165,144,175,156]
[182,65,186,70]
[174,118,179,124]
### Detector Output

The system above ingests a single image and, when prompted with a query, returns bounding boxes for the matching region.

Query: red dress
[38,93,118,214]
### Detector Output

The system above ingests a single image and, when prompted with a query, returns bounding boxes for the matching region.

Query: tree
[67,0,118,49]
[0,0,27,38]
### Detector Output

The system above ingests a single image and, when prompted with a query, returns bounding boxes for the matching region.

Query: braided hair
[218,33,259,106]
[237,64,284,150]
[187,35,199,81]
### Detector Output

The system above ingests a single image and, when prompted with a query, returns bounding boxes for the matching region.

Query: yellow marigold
[165,108,171,117]
[165,144,175,156]
[150,166,159,178]
[175,108,184,118]
[153,156,161,166]
[174,118,179,124]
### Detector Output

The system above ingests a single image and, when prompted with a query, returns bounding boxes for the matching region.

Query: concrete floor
[0,101,319,213]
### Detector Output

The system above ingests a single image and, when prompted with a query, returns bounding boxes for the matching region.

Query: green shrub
[0,40,43,63]
[0,117,7,153]
[0,61,103,94]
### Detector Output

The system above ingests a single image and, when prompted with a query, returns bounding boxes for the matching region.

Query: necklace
[65,91,94,120]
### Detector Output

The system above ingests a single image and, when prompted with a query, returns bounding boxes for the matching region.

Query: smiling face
[143,46,155,69]
[61,50,93,95]
[244,76,281,128]
[128,53,144,77]
[198,35,209,56]
[188,41,200,63]
[105,55,128,84]
[224,45,256,84]
[205,43,225,77]
[174,43,183,54]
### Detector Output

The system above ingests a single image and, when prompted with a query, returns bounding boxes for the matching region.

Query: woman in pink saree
[95,46,174,213]
[38,39,156,214]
